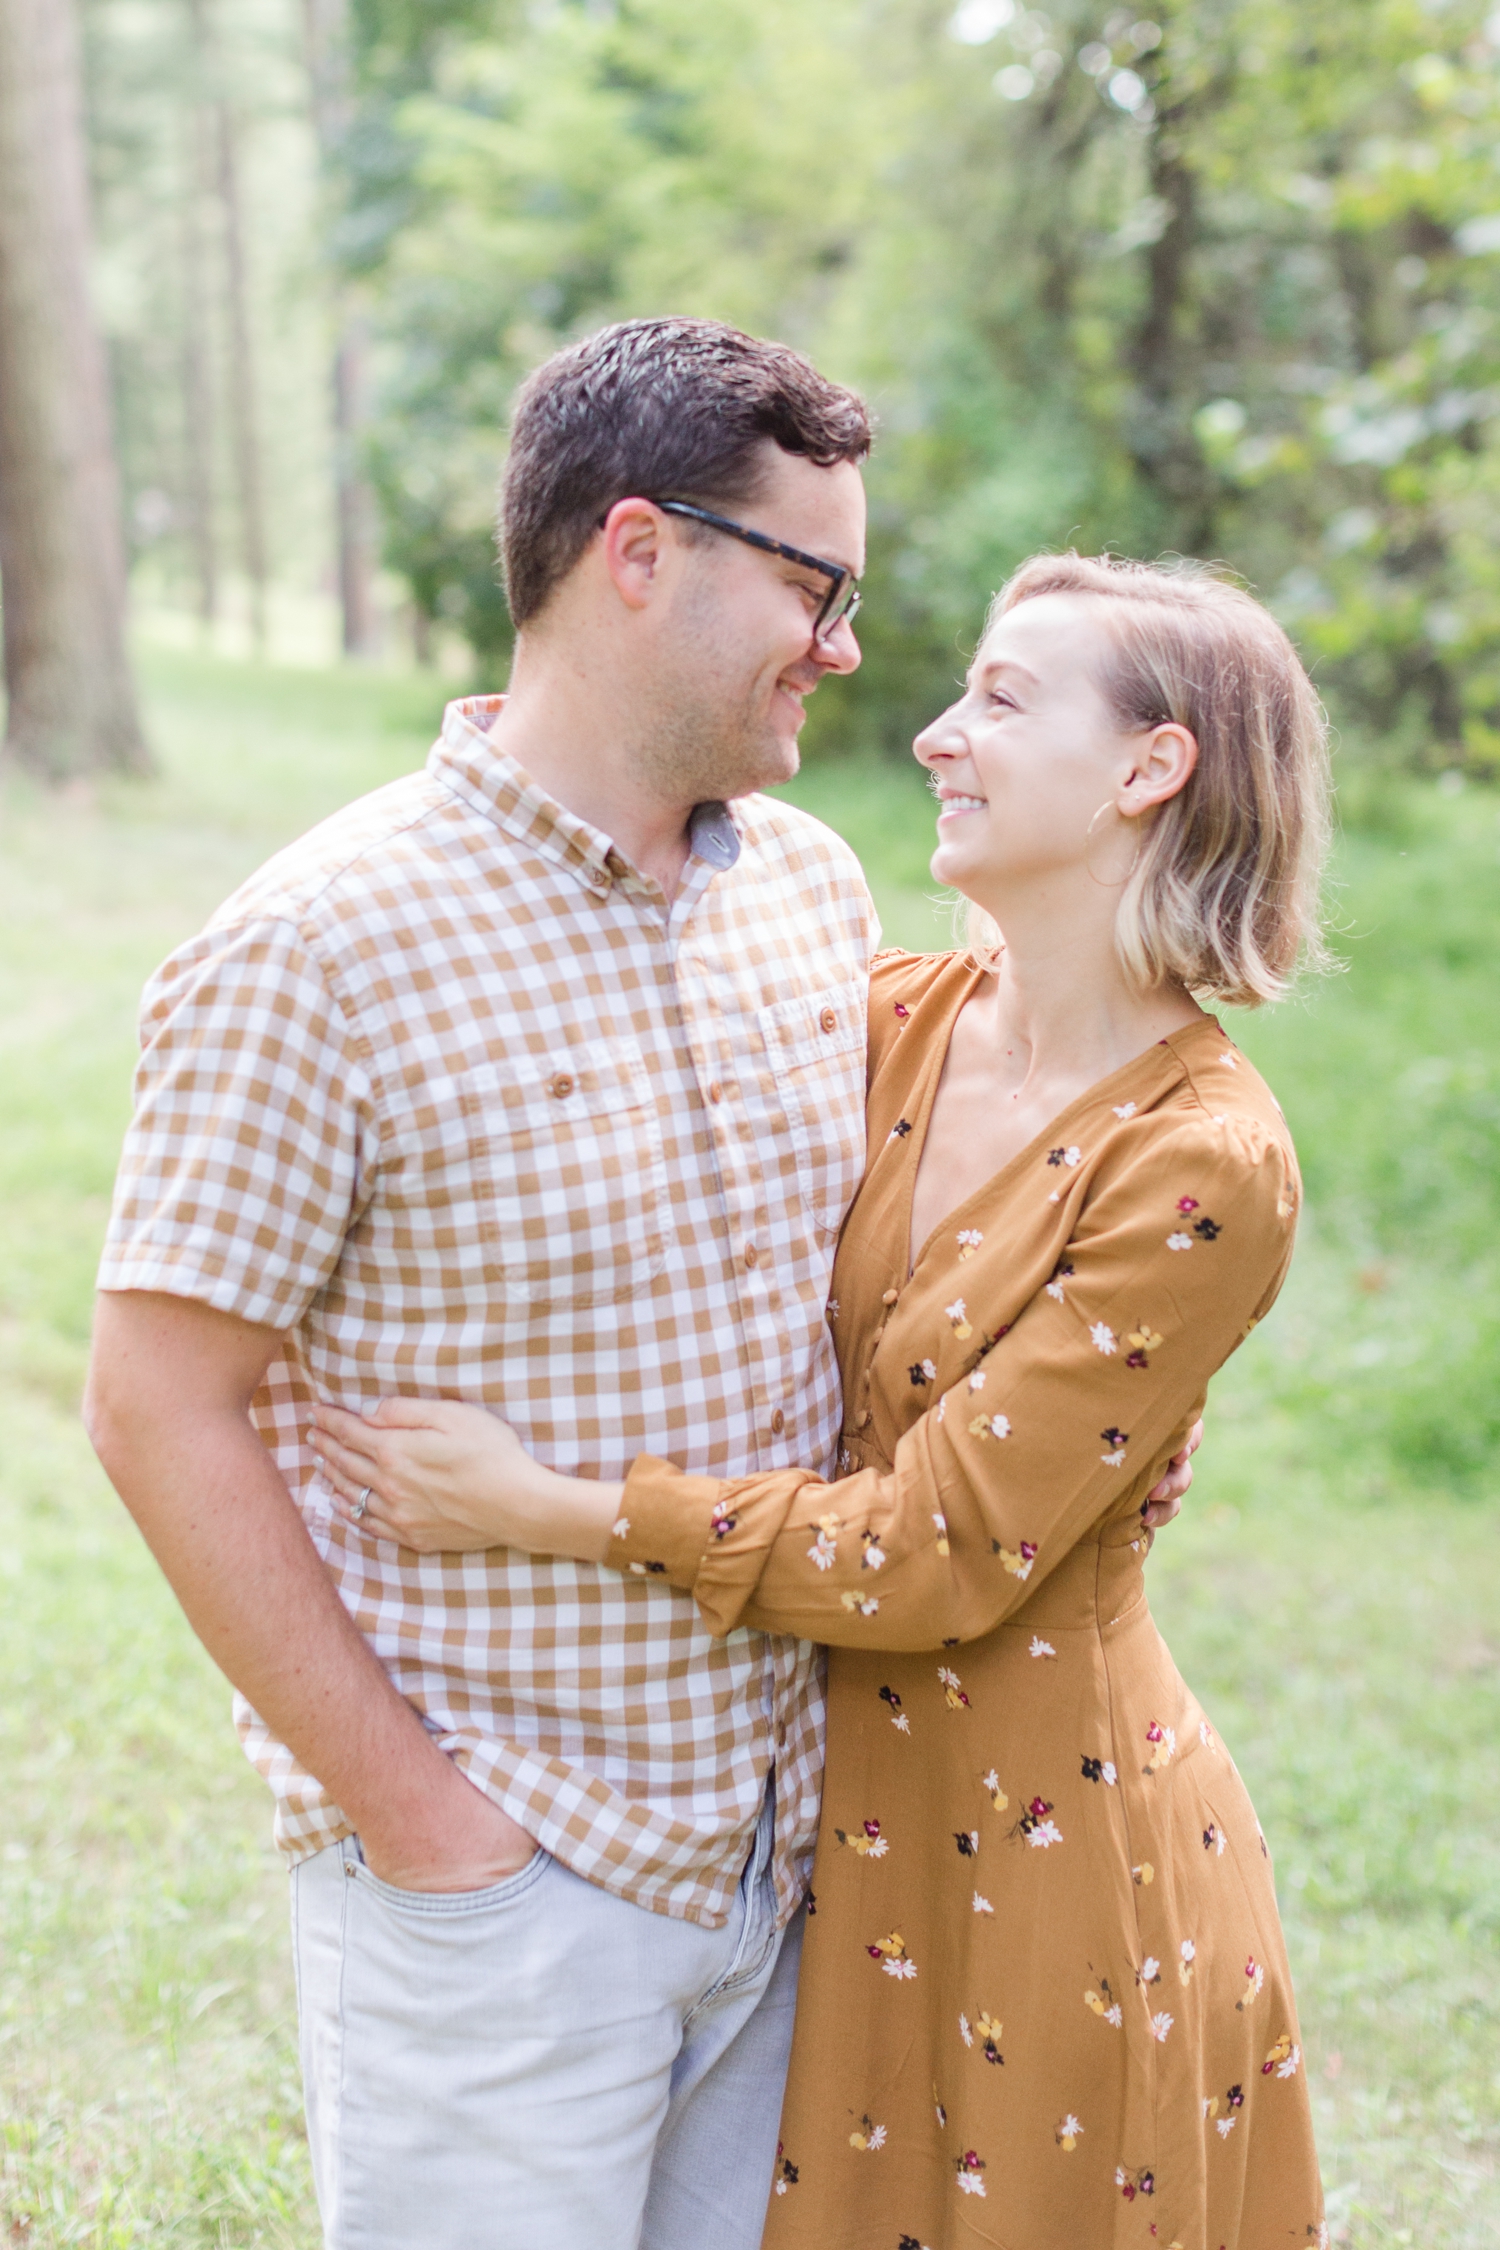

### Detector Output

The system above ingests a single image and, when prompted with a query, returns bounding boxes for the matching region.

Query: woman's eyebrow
[970,655,1041,690]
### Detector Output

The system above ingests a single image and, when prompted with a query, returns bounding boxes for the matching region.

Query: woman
[310,553,1330,2249]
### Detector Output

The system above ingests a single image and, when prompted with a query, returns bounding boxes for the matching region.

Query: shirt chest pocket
[756,981,868,1234]
[383,1039,667,1309]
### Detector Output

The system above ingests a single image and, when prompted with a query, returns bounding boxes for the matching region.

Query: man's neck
[483,663,696,900]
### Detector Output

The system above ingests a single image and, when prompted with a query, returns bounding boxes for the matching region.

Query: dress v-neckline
[900,975,1211,1280]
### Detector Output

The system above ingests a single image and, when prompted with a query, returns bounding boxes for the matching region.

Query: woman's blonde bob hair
[965,552,1333,1009]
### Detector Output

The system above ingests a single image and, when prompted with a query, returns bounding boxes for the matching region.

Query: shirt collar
[428,695,743,890]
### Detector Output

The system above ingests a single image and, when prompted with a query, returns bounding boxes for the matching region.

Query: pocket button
[548,1073,575,1099]
[819,1007,837,1033]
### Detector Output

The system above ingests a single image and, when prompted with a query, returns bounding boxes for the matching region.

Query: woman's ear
[1118,722,1198,816]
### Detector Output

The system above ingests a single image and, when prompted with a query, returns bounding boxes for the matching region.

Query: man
[87,317,1188,2248]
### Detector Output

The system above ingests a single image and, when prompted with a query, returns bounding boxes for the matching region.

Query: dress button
[771,1408,785,1436]
[743,1242,759,1268]
[548,1073,575,1099]
[708,1081,723,1104]
[819,1007,837,1033]
[881,1288,899,1306]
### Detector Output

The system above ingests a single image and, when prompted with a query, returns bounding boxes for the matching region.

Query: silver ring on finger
[351,1485,372,1522]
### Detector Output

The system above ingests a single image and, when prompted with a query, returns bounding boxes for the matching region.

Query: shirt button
[708,1081,723,1104]
[588,869,613,894]
[881,1288,899,1306]
[819,1007,837,1033]
[771,1408,785,1436]
[548,1073,575,1099]
[743,1242,759,1268]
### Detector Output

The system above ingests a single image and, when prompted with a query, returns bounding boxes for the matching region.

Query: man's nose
[813,614,862,676]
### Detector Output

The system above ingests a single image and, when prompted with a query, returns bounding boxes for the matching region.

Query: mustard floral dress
[610,950,1324,2250]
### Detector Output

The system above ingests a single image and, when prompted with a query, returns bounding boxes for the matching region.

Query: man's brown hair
[498,317,872,627]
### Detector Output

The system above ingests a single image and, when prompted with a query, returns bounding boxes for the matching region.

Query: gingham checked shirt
[99,696,879,1926]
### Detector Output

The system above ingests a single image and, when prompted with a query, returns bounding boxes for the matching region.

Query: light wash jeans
[290,1786,801,2250]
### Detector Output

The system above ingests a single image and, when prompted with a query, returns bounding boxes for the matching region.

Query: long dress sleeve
[607,1109,1296,1648]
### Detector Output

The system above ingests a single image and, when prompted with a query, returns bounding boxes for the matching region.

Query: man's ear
[1118,721,1198,816]
[598,497,672,615]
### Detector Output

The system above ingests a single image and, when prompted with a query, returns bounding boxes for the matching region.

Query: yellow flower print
[1143,1719,1177,1773]
[1084,1975,1123,2027]
[1133,1861,1155,1886]
[807,1513,840,1571]
[945,1297,973,1340]
[975,2011,1004,2064]
[1124,1323,1164,1373]
[938,1665,971,1709]
[969,1411,1011,1441]
[866,1931,918,1980]
[956,1228,984,1260]
[848,2115,887,2151]
[1055,2114,1083,2151]
[834,1817,889,1858]
[980,1767,1009,1812]
[1263,2032,1301,2078]
[994,1538,1037,1579]
[1236,1955,1266,2010]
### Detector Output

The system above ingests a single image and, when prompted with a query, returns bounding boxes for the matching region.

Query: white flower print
[1200,1720,1217,1751]
[1029,1635,1057,1659]
[968,1369,987,1391]
[1217,2115,1237,2138]
[945,1298,973,1339]
[1138,1957,1161,1985]
[1045,1277,1065,1301]
[959,2013,973,2047]
[968,1411,1011,1442]
[1179,1939,1197,1984]
[861,1530,887,1571]
[1112,1101,1137,1119]
[916,1357,938,1383]
[972,1891,994,1914]
[884,1959,917,1980]
[1151,2012,1175,2043]
[866,2125,887,2150]
[956,1229,984,1259]
[1056,2114,1084,2151]
[932,1509,950,1556]
[807,1514,839,1570]
[1090,1322,1117,1355]
[938,1666,971,1708]
[936,1393,947,1422]
[1167,1231,1194,1251]
[1219,1052,1238,1069]
[1237,1957,1266,2009]
[848,2116,887,2151]
[611,1517,630,1539]
[1061,1145,1082,1166]
[841,1591,880,1615]
[1027,1819,1064,1849]
[980,1769,1008,1812]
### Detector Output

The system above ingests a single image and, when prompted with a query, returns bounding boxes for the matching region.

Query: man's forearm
[85,1291,533,1886]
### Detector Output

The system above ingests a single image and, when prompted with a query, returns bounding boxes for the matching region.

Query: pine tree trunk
[0,0,150,779]
[214,88,269,653]
[304,0,377,659]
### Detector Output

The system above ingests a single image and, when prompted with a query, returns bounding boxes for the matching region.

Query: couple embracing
[87,318,1328,2249]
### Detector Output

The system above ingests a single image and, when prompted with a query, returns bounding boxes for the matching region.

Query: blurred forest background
[45,0,1500,769]
[2,1,1500,2245]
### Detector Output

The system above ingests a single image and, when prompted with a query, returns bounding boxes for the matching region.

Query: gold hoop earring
[1084,801,1143,889]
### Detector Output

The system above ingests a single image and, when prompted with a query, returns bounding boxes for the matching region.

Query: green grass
[2,648,1497,2243]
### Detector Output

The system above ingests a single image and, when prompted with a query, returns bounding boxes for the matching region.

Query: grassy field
[1,646,1497,2244]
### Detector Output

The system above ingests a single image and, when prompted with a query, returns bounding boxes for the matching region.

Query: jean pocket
[350,1840,550,1917]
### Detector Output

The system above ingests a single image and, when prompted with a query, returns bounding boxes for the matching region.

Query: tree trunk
[214,88,269,653]
[0,0,150,779]
[180,0,218,626]
[304,0,378,658]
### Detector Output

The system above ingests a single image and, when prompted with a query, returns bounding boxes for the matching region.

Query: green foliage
[335,0,1500,767]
